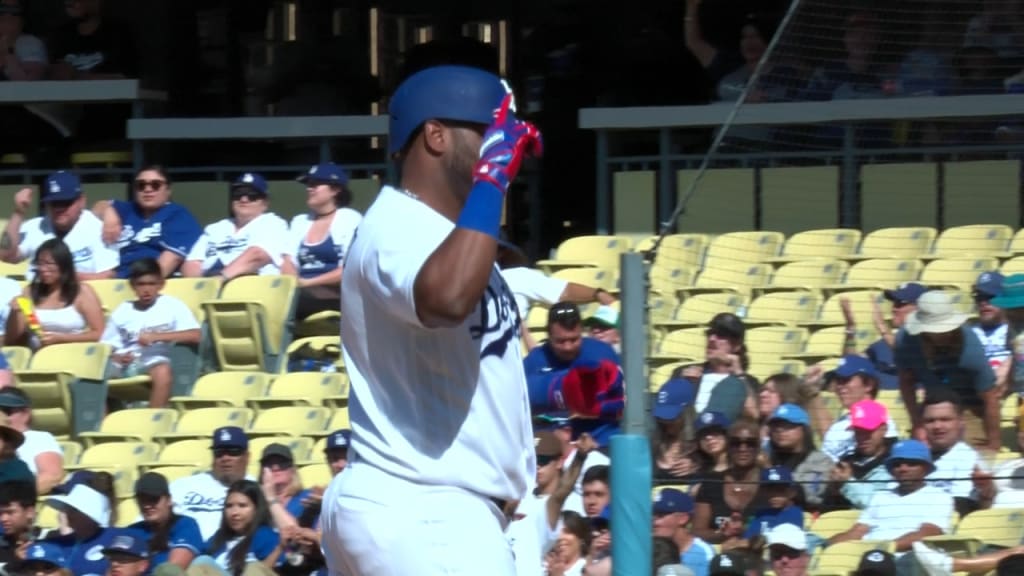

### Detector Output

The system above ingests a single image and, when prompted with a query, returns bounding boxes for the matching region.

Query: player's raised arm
[412,89,542,328]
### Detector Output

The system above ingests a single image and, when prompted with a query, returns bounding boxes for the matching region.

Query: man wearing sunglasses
[764,523,810,576]
[843,282,926,391]
[969,271,1010,368]
[0,171,118,280]
[168,426,252,540]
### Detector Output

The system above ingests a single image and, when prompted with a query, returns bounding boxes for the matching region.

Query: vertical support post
[596,130,610,235]
[611,252,651,576]
[131,101,144,174]
[840,123,859,228]
[319,138,331,163]
[657,128,674,233]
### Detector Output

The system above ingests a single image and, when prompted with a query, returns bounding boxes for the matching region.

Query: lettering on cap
[657,390,668,403]
[867,551,884,562]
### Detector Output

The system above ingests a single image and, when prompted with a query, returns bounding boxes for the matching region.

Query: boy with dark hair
[0,480,40,562]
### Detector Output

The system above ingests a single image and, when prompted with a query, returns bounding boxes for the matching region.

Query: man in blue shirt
[652,488,715,576]
[896,291,999,452]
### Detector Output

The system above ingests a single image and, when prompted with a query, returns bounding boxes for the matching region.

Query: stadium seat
[802,290,885,329]
[298,464,332,488]
[654,293,747,335]
[65,441,161,471]
[15,342,112,436]
[648,265,697,303]
[162,277,222,323]
[248,372,348,411]
[58,440,82,465]
[142,439,211,468]
[319,408,350,436]
[646,293,674,325]
[117,498,140,527]
[681,260,772,299]
[169,371,271,410]
[281,336,344,375]
[784,326,876,363]
[86,279,133,315]
[1002,256,1024,276]
[551,267,619,291]
[809,509,863,539]
[247,406,331,438]
[744,291,822,327]
[145,466,199,483]
[636,234,709,270]
[0,260,29,281]
[647,362,690,392]
[822,259,923,296]
[294,310,342,339]
[852,227,937,259]
[203,275,298,372]
[703,231,785,264]
[811,541,894,574]
[929,224,1012,258]
[36,502,59,530]
[78,409,179,447]
[937,289,973,315]
[757,259,849,295]
[919,258,999,291]
[745,326,808,358]
[153,407,254,445]
[70,151,132,167]
[923,508,1024,556]
[536,235,634,273]
[766,229,862,263]
[1,346,31,371]
[746,359,806,383]
[648,328,706,366]
[1002,229,1024,258]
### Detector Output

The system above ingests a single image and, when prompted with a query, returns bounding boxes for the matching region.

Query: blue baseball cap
[761,465,794,486]
[974,271,1005,298]
[695,411,730,433]
[299,162,349,186]
[325,429,351,451]
[211,426,248,450]
[653,488,694,515]
[883,282,927,304]
[653,378,695,421]
[388,65,506,155]
[827,354,878,380]
[6,542,67,571]
[885,439,935,474]
[230,172,269,196]
[102,530,149,559]
[769,404,810,427]
[41,171,82,203]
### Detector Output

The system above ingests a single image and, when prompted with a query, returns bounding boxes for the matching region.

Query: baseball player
[320,65,542,576]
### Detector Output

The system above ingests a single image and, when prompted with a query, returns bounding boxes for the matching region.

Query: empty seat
[803,290,885,329]
[930,224,1012,258]
[1,346,31,371]
[769,229,861,262]
[78,409,179,447]
[704,231,785,264]
[654,293,746,334]
[203,275,298,372]
[66,442,161,471]
[162,277,222,323]
[248,406,331,438]
[170,371,271,410]
[144,439,211,468]
[683,260,771,298]
[154,407,254,445]
[536,235,634,272]
[248,372,348,411]
[648,328,706,366]
[744,291,822,327]
[551,267,619,291]
[745,326,808,358]
[759,259,849,294]
[15,342,111,436]
[824,259,923,294]
[854,227,937,258]
[637,234,709,270]
[919,258,999,291]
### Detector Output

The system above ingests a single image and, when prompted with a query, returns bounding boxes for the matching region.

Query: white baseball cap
[45,484,110,527]
[766,523,807,551]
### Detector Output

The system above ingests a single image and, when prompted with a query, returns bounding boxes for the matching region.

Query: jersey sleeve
[167,296,201,331]
[169,516,204,554]
[186,233,209,263]
[250,526,281,560]
[504,267,568,308]
[361,229,440,328]
[32,431,62,455]
[158,206,203,257]
[91,237,120,273]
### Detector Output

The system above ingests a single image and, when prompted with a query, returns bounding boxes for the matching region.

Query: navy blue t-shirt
[129,514,204,569]
[895,325,995,407]
[112,200,202,278]
[46,527,146,576]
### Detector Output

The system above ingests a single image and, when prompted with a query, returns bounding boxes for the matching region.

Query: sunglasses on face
[262,459,293,470]
[0,407,22,416]
[230,189,266,202]
[134,179,166,192]
[728,437,758,449]
[770,546,803,560]
[892,300,912,309]
[536,454,558,467]
[45,199,74,210]
[213,447,244,458]
[972,291,994,303]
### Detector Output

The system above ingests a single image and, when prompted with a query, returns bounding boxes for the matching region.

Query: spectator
[726,466,803,551]
[820,355,898,461]
[0,480,40,562]
[897,291,1000,452]
[765,523,810,576]
[5,238,105,350]
[828,440,953,554]
[954,46,1005,96]
[582,306,621,354]
[970,271,1010,368]
[963,0,1024,61]
[257,443,315,534]
[896,11,956,98]
[581,465,610,519]
[182,173,290,281]
[0,351,11,389]
[653,536,693,576]
[101,257,201,407]
[323,429,350,478]
[0,171,119,280]
[0,404,32,483]
[757,373,832,439]
[854,549,896,576]
[764,404,832,509]
[684,313,758,423]
[914,540,1024,576]
[98,166,203,278]
[169,426,252,541]
[100,531,150,576]
[920,389,981,515]
[974,404,1024,509]
[4,541,69,576]
[524,302,623,445]
[693,411,730,476]
[651,489,714,576]
[49,470,117,527]
[0,387,63,494]
[128,472,203,571]
[545,511,590,576]
[692,419,765,544]
[992,274,1024,396]
[534,413,610,515]
[190,480,281,575]
[709,550,762,576]
[587,507,612,575]
[43,484,132,575]
[0,275,22,334]
[802,12,884,101]
[652,378,698,483]
[281,162,362,321]
[843,282,927,391]
[822,399,895,511]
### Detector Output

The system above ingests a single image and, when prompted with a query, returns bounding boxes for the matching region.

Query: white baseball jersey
[339,186,534,502]
[18,211,119,279]
[971,323,1011,366]
[169,471,238,540]
[186,212,289,276]
[500,267,568,318]
[929,441,980,499]
[101,294,200,366]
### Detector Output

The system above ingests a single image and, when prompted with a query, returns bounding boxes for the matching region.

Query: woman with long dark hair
[193,480,281,575]
[765,403,833,510]
[4,238,103,349]
[128,472,203,570]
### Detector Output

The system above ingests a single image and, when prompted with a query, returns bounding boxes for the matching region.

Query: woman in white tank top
[5,238,104,350]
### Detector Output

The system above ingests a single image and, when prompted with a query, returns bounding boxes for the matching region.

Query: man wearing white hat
[895,291,1000,452]
[765,523,810,576]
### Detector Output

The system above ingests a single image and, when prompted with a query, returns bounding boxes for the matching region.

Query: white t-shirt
[929,441,979,500]
[500,267,568,319]
[0,278,24,332]
[821,412,900,461]
[286,208,362,275]
[18,211,119,279]
[16,429,62,474]
[860,485,954,542]
[693,373,729,413]
[510,494,560,576]
[340,186,534,502]
[562,449,610,507]
[186,213,289,276]
[971,323,1011,366]
[101,294,200,366]
[169,472,233,541]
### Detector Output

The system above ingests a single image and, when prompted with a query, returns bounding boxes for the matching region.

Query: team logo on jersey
[85,544,105,561]
[30,545,46,558]
[472,269,520,360]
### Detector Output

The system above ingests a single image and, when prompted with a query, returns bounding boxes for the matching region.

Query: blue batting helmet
[388,65,506,155]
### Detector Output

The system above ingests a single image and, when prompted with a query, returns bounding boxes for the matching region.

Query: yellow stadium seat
[117,498,140,527]
[170,371,271,410]
[59,440,82,465]
[682,260,772,299]
[248,372,348,411]
[0,260,29,281]
[784,326,875,363]
[648,362,690,392]
[36,502,59,529]
[1,346,31,371]
[1002,256,1024,276]
[745,326,808,358]
[746,359,806,383]
[298,464,333,488]
[704,231,785,265]
[526,306,549,331]
[294,310,342,339]
[78,408,179,447]
[248,406,331,438]
[919,258,999,291]
[71,150,132,166]
[281,336,344,375]
[536,235,634,273]
[648,328,705,366]
[810,509,863,539]
[637,234,710,270]
[824,259,923,295]
[758,259,849,295]
[1002,395,1020,423]
[923,508,1024,556]
[551,267,619,292]
[203,275,298,372]
[930,224,1012,258]
[801,290,885,330]
[143,439,211,468]
[66,441,161,471]
[852,227,937,259]
[646,293,674,325]
[654,293,746,335]
[15,342,112,436]
[938,289,973,315]
[153,407,254,445]
[313,408,350,438]
[744,291,822,327]
[86,279,133,314]
[162,277,222,323]
[768,229,862,263]
[1003,229,1024,258]
[812,541,894,574]
[145,466,200,483]
[648,265,696,302]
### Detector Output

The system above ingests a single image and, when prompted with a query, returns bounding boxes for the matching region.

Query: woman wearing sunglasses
[691,419,766,545]
[97,165,203,278]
